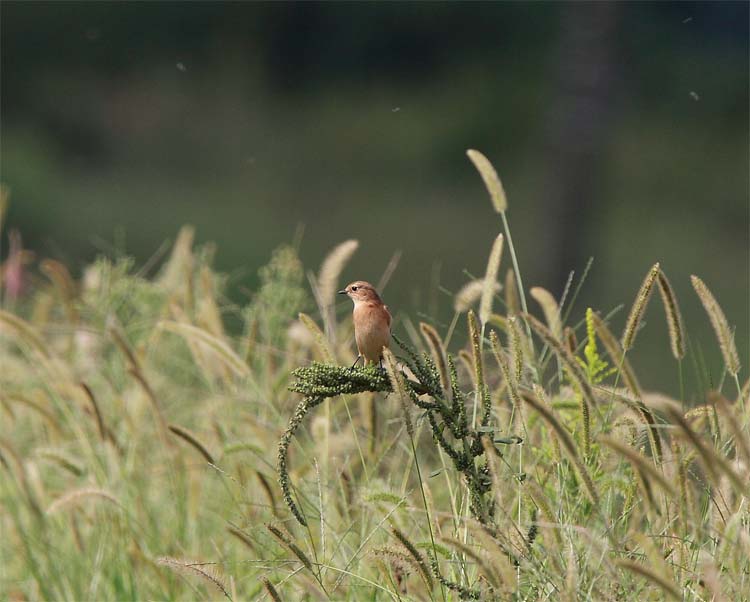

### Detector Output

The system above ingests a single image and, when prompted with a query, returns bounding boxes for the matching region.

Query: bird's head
[338,281,381,304]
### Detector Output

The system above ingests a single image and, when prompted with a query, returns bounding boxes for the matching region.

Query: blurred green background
[1,1,747,396]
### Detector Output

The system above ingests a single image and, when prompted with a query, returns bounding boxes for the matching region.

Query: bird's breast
[353,302,391,360]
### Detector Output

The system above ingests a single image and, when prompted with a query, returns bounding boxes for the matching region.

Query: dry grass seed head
[699,556,726,602]
[655,271,685,360]
[261,577,283,602]
[691,275,741,375]
[521,388,599,507]
[46,487,121,515]
[564,545,577,602]
[467,310,485,390]
[523,313,595,407]
[297,313,335,363]
[621,262,660,351]
[529,287,562,341]
[480,234,504,325]
[522,313,595,457]
[383,347,414,437]
[524,477,563,547]
[0,309,55,367]
[467,522,517,592]
[371,547,418,594]
[441,536,502,590]
[598,436,675,497]
[316,238,359,331]
[256,471,279,516]
[266,524,314,571]
[661,403,748,497]
[226,526,258,554]
[40,259,79,321]
[489,331,522,432]
[156,557,231,601]
[466,149,508,213]
[36,449,84,477]
[454,280,501,314]
[563,326,578,356]
[157,321,250,379]
[391,527,434,590]
[531,385,561,463]
[420,322,452,403]
[630,533,676,593]
[508,317,524,385]
[616,559,681,601]
[709,391,750,464]
[591,312,642,398]
[158,225,194,290]
[168,423,215,464]
[79,382,107,441]
[504,268,520,316]
[600,389,664,463]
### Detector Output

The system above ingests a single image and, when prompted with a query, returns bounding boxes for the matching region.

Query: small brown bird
[338,280,392,367]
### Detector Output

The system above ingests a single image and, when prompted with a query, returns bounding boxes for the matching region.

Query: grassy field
[1,157,748,601]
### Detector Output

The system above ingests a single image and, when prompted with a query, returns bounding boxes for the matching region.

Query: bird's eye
[351,286,358,291]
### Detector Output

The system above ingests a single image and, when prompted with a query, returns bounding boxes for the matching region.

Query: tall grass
[1,153,747,600]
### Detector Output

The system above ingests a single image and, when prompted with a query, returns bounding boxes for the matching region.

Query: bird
[338,281,392,368]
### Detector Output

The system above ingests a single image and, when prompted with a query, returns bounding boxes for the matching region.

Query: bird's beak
[338,289,347,295]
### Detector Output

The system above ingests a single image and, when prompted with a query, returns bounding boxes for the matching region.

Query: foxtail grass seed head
[598,435,675,498]
[656,271,685,360]
[467,310,484,389]
[262,578,282,602]
[266,523,314,571]
[664,403,748,496]
[158,320,250,378]
[159,225,195,289]
[521,388,599,506]
[621,262,660,351]
[298,312,335,363]
[564,326,578,356]
[591,311,642,398]
[0,309,53,361]
[168,423,215,464]
[565,545,578,602]
[40,259,78,318]
[691,275,740,375]
[157,557,231,601]
[454,279,496,313]
[420,322,452,403]
[532,384,561,462]
[383,347,414,437]
[391,527,434,589]
[317,238,359,317]
[480,234,504,325]
[508,316,523,385]
[442,535,502,590]
[530,287,562,340]
[46,487,120,515]
[466,149,508,213]
[522,312,596,454]
[504,268,520,316]
[616,559,681,601]
[491,330,523,432]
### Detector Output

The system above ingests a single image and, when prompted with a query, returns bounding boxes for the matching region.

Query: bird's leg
[349,355,363,370]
